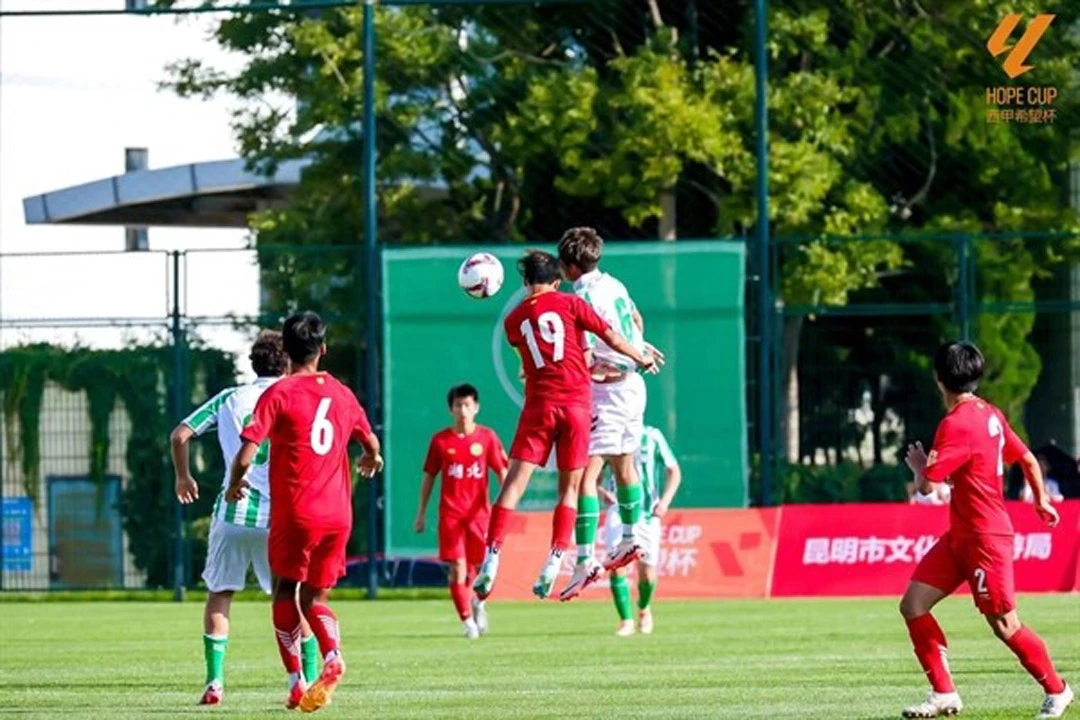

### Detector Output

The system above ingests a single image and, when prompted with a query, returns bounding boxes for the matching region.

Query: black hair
[517,249,561,286]
[447,383,479,408]
[933,341,985,394]
[282,311,327,365]
[249,330,288,377]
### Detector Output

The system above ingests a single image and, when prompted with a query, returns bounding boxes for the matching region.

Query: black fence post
[170,250,186,602]
[956,235,971,341]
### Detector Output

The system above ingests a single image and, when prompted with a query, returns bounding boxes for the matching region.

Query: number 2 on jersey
[987,415,1004,476]
[520,312,566,368]
[311,397,334,455]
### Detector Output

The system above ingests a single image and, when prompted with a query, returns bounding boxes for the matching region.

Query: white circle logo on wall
[492,286,527,409]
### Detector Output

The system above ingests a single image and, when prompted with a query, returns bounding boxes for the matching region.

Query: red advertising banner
[492,508,780,601]
[771,501,1080,597]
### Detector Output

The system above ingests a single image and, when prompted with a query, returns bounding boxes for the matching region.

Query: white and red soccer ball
[457,252,504,299]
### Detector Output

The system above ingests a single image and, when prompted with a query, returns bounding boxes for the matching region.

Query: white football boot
[902,691,963,718]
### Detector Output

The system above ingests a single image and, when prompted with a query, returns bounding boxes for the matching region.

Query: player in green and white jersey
[555,227,664,601]
[171,331,317,705]
[600,425,681,635]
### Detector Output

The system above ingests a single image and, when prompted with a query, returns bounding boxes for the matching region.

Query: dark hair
[517,249,561,286]
[933,341,985,394]
[447,383,479,408]
[249,330,288,377]
[557,226,603,273]
[282,311,327,365]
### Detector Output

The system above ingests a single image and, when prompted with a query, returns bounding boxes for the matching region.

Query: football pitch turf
[0,595,1075,719]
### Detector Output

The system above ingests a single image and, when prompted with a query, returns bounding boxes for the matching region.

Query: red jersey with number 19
[923,397,1027,536]
[241,372,372,529]
[504,291,611,406]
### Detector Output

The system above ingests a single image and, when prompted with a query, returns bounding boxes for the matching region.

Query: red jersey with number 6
[241,372,372,529]
[923,398,1028,536]
[504,291,610,407]
[423,426,507,518]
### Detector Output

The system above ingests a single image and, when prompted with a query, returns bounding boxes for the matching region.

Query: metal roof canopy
[22,158,310,228]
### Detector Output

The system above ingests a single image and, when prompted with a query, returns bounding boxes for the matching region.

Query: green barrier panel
[382,241,747,556]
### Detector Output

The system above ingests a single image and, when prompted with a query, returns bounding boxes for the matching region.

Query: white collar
[573,269,602,292]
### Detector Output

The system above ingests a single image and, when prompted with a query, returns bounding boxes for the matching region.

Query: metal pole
[957,235,971,340]
[362,0,380,601]
[753,0,773,506]
[170,251,186,601]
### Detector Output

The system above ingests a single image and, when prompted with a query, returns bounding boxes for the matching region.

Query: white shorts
[603,504,661,567]
[202,517,272,593]
[589,372,646,456]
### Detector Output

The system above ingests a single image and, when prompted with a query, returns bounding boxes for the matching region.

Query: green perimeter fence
[1,233,1077,592]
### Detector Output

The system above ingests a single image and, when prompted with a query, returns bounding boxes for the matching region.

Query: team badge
[470,443,484,457]
[447,447,456,455]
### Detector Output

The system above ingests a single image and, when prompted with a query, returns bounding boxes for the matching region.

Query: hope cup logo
[984,14,1060,125]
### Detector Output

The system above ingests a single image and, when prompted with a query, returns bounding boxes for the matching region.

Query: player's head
[447,383,480,424]
[517,249,561,290]
[933,341,984,396]
[249,329,288,378]
[557,226,603,281]
[282,311,327,366]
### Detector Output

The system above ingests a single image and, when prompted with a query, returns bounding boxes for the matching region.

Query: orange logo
[446,447,456,455]
[470,443,484,457]
[986,14,1055,79]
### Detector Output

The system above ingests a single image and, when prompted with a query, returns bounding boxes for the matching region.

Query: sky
[0,0,262,371]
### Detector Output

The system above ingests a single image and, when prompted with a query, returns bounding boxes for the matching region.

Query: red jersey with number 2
[923,398,1027,536]
[423,426,507,518]
[504,291,611,407]
[241,373,372,529]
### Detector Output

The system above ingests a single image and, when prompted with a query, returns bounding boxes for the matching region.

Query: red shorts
[912,531,1016,616]
[269,519,349,590]
[510,401,590,471]
[438,512,487,566]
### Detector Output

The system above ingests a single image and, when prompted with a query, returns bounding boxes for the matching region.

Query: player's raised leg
[538,468,582,599]
[473,458,537,599]
[986,611,1071,719]
[560,455,604,601]
[899,579,962,718]
[608,452,644,571]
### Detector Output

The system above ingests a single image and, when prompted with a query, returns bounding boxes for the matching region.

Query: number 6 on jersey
[311,398,334,455]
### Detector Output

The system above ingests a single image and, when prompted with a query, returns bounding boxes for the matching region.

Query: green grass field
[0,595,1076,719]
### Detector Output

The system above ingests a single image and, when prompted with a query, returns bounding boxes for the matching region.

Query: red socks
[449,582,472,621]
[905,614,955,693]
[1006,626,1066,694]
[272,599,302,674]
[304,602,341,659]
[551,504,576,552]
[487,505,514,550]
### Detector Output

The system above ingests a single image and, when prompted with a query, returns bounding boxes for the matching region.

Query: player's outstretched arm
[226,441,257,502]
[170,424,199,504]
[599,327,662,374]
[415,472,436,533]
[1018,450,1060,527]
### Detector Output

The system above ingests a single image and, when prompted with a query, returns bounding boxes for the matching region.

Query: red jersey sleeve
[486,431,508,475]
[924,414,970,483]
[504,313,521,347]
[572,295,611,337]
[423,435,442,476]
[240,383,283,446]
[1000,414,1028,466]
[350,402,373,443]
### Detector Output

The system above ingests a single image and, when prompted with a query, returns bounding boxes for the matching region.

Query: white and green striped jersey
[182,376,278,529]
[605,426,678,511]
[572,269,646,371]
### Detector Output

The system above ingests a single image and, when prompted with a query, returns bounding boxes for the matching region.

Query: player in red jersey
[899,342,1072,719]
[472,250,661,602]
[414,383,508,639]
[227,311,383,713]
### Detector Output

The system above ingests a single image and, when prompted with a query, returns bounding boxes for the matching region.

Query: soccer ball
[457,252,504,299]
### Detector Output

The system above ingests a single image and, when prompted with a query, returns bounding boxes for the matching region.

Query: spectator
[1020,451,1065,503]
